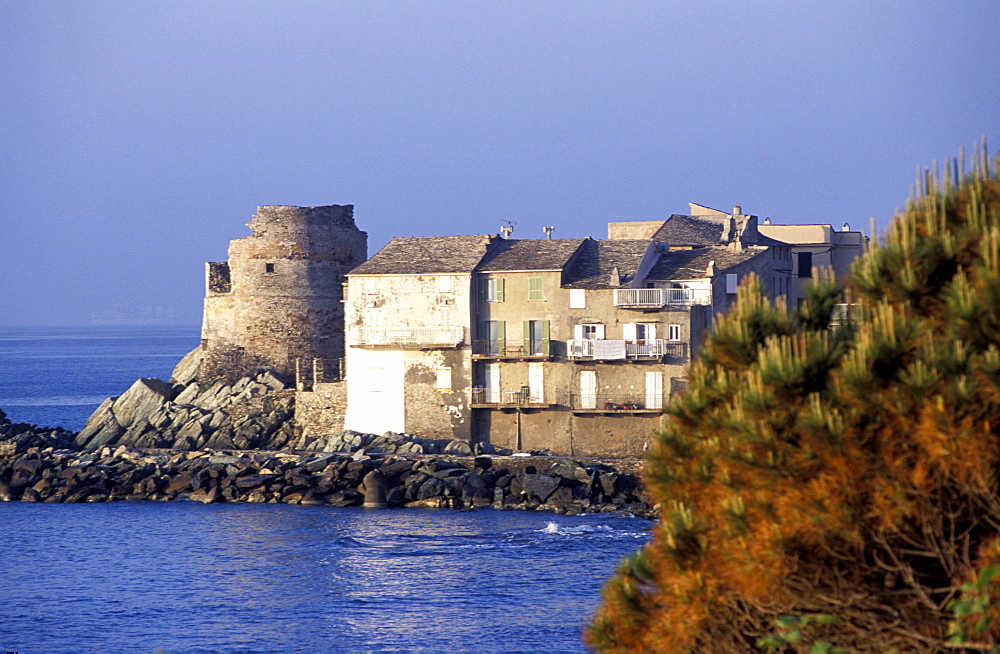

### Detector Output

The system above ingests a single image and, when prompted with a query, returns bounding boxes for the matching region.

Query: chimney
[842,222,851,232]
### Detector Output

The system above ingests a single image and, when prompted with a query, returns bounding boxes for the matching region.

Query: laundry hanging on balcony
[593,339,627,360]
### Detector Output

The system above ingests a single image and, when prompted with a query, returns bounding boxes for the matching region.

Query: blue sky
[2,0,998,326]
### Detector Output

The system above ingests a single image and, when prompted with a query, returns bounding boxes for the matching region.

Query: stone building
[341,205,793,457]
[201,205,367,383]
[757,220,868,307]
[196,201,862,457]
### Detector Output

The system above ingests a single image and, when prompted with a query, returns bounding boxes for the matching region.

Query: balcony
[471,386,553,409]
[830,303,864,326]
[472,339,552,359]
[349,325,466,349]
[613,287,711,308]
[567,339,685,361]
[570,393,665,413]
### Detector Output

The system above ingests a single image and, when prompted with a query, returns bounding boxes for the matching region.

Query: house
[756,220,868,307]
[198,202,862,457]
[340,205,796,457]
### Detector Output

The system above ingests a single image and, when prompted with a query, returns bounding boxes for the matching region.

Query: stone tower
[201,205,367,383]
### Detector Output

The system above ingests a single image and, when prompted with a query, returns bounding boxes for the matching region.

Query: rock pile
[0,409,77,455]
[304,429,514,457]
[0,446,652,517]
[75,348,298,452]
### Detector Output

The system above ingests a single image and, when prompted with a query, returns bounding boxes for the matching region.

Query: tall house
[342,235,496,440]
[201,205,367,383]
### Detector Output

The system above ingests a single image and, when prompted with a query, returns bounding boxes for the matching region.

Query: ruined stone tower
[201,205,367,383]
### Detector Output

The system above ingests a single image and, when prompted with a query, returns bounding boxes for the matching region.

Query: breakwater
[0,444,652,517]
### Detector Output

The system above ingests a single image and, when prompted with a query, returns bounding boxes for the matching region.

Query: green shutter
[497,320,505,353]
[542,320,550,355]
[477,278,487,303]
[528,276,543,301]
[496,278,505,302]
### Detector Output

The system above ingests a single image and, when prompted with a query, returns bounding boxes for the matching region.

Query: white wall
[343,347,405,435]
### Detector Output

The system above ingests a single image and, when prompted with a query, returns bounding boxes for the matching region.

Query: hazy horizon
[3,1,998,327]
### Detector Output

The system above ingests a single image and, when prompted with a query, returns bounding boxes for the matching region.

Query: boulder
[170,347,202,386]
[112,378,176,429]
[522,474,560,503]
[362,470,389,509]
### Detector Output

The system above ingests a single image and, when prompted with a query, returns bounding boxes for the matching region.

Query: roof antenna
[543,226,554,239]
[500,219,516,239]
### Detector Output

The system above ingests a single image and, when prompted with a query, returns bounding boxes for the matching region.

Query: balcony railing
[472,339,552,358]
[830,303,864,326]
[349,325,466,348]
[472,386,549,407]
[570,392,665,412]
[613,287,711,308]
[567,339,685,360]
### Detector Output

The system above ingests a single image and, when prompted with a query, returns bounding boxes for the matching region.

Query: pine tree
[588,145,1000,652]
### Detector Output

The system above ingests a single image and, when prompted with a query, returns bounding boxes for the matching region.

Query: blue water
[0,325,651,652]
[0,502,648,652]
[0,325,201,431]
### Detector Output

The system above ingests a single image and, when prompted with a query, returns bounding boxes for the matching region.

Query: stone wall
[295,382,347,444]
[201,205,367,383]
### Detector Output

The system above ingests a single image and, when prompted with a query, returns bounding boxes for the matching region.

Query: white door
[528,362,544,403]
[580,370,596,409]
[645,371,663,410]
[486,363,501,403]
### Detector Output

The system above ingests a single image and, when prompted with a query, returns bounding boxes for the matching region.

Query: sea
[0,325,651,653]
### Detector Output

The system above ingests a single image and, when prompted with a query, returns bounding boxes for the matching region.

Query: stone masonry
[201,205,367,383]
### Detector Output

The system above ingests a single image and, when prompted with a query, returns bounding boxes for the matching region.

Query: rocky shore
[0,444,652,517]
[1,347,653,517]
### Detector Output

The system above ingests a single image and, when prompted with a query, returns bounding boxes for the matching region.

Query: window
[726,273,738,294]
[575,323,605,340]
[366,277,378,295]
[623,323,656,342]
[569,289,586,309]
[436,367,452,391]
[528,362,544,403]
[667,324,681,341]
[478,277,505,302]
[528,276,544,301]
[485,363,501,403]
[524,320,550,356]
[480,320,505,356]
[645,371,663,410]
[265,262,275,273]
[439,275,453,293]
[580,370,597,409]
[798,251,813,278]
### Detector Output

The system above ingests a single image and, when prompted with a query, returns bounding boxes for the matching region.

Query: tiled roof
[652,215,727,246]
[645,246,768,280]
[476,238,586,272]
[348,234,496,275]
[562,239,652,289]
[651,214,791,248]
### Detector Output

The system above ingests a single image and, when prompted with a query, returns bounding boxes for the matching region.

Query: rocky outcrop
[74,347,298,452]
[0,445,652,517]
[0,409,77,455]
[302,429,514,457]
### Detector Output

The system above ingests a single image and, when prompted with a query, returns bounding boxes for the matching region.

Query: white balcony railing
[567,339,684,360]
[349,325,466,347]
[613,287,711,307]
